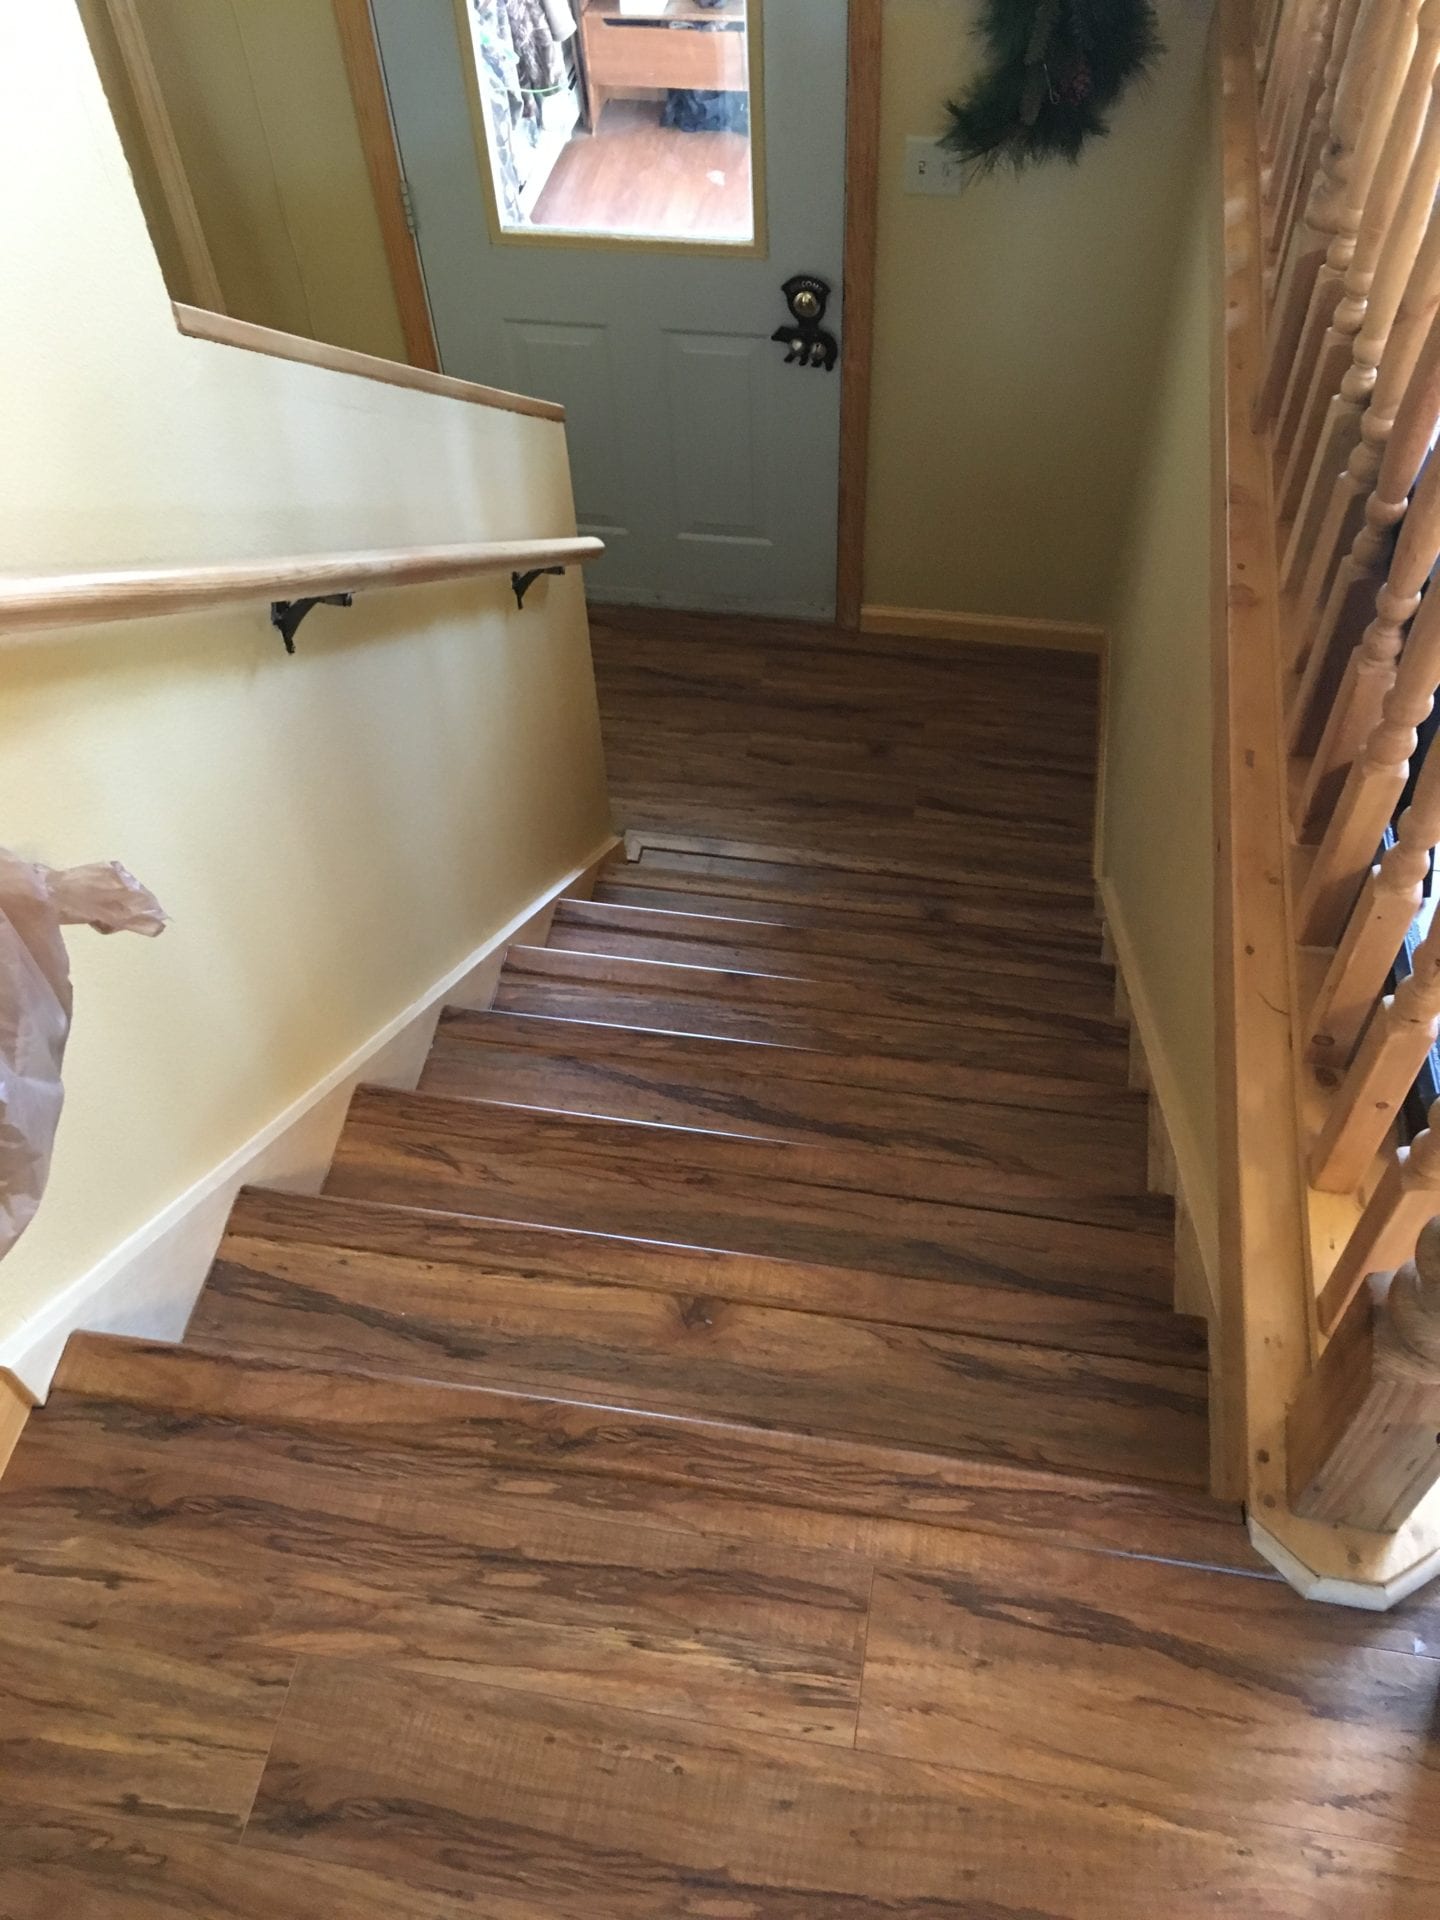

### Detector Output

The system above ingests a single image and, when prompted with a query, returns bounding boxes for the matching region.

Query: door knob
[772,274,838,371]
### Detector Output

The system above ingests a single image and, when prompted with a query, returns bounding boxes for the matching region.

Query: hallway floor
[3,613,1440,1915]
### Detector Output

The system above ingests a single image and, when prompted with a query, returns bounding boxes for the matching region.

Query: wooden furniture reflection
[580,0,748,131]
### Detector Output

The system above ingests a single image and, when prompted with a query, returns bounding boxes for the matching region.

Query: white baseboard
[1,833,620,1399]
[860,604,1106,655]
[1096,876,1220,1322]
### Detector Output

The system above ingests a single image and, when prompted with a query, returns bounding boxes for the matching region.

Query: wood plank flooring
[5,610,1438,1916]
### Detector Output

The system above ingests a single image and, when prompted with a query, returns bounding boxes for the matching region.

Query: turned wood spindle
[1294,200,1440,652]
[1305,663,1440,1053]
[1258,0,1391,426]
[1289,450,1440,843]
[1279,3,1439,540]
[1286,302,1440,753]
[1264,0,1352,260]
[1309,909,1440,1192]
[1288,1216,1440,1529]
[1272,0,1420,477]
[1316,1112,1440,1335]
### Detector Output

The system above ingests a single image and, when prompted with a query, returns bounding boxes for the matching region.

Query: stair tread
[544,912,1118,1016]
[491,981,1132,1089]
[325,1089,1204,1364]
[422,1014,1164,1235]
[189,1202,1205,1486]
[44,1332,1250,1573]
[606,844,1102,925]
[553,896,1116,986]
[501,947,1127,1049]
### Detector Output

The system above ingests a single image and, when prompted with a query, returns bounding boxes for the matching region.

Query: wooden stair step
[499,949,1127,1059]
[325,1090,1203,1363]
[602,825,1098,898]
[1,1369,875,1752]
[186,1191,1206,1486]
[493,967,1130,1089]
[552,895,1116,989]
[422,1013,1161,1232]
[441,1007,1148,1119]
[545,902,1118,1016]
[595,855,1103,940]
[44,1331,1247,1570]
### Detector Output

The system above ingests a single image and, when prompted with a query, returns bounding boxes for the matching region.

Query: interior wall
[864,0,1214,625]
[80,0,409,362]
[0,0,611,1368]
[1098,46,1218,1282]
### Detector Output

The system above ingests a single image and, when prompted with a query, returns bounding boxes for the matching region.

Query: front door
[372,0,849,619]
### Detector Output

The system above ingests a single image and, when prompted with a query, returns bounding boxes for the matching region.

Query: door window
[462,0,761,248]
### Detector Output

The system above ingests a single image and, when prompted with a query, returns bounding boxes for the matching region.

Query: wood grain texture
[46,1338,1242,1570]
[0,536,602,635]
[246,1659,1440,1918]
[859,1535,1440,1856]
[837,0,883,627]
[552,894,1116,984]
[172,303,564,417]
[0,1608,291,1836]
[0,1425,870,1747]
[188,1216,1207,1485]
[0,1367,33,1477]
[326,1088,1202,1363]
[330,0,440,371]
[421,1017,1161,1229]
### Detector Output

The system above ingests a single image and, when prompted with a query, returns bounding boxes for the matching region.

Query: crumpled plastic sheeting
[0,850,167,1263]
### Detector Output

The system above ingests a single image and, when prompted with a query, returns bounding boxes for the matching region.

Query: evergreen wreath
[941,0,1163,177]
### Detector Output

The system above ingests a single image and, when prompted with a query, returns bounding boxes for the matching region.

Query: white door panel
[373,0,847,618]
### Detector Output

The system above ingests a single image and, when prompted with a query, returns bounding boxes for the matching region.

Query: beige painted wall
[80,0,409,362]
[1098,49,1217,1281]
[865,0,1213,625]
[0,0,610,1362]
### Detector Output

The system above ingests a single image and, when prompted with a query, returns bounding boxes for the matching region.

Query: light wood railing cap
[0,536,605,637]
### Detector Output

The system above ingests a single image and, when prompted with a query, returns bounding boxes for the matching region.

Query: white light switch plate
[904,136,964,196]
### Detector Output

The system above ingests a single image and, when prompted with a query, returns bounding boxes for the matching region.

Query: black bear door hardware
[772,274,838,371]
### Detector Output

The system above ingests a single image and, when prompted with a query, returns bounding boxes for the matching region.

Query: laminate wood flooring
[5,611,1435,1916]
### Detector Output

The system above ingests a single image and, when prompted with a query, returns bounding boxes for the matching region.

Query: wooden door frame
[837,0,883,630]
[332,0,441,372]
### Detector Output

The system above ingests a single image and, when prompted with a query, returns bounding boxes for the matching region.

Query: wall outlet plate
[904,136,964,196]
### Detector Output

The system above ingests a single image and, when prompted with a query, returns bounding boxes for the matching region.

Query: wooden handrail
[0,537,605,636]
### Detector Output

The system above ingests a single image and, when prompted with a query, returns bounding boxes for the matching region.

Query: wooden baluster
[1257,0,1297,86]
[1273,1,1420,481]
[1309,910,1440,1190]
[1291,450,1440,838]
[1265,0,1350,266]
[1262,0,1329,194]
[1316,1114,1440,1335]
[1284,52,1440,593]
[1258,0,1388,426]
[1279,2,1437,534]
[1288,1216,1440,1528]
[1286,299,1440,748]
[1305,679,1440,1050]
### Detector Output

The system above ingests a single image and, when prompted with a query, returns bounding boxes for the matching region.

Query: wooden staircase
[39,834,1217,1518]
[20,621,1440,1914]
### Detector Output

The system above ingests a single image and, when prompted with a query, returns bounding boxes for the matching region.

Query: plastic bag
[0,850,167,1262]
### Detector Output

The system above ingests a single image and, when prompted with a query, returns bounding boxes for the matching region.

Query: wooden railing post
[1289,1217,1440,1528]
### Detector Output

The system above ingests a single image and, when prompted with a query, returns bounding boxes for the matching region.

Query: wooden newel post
[1289,1217,1440,1528]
